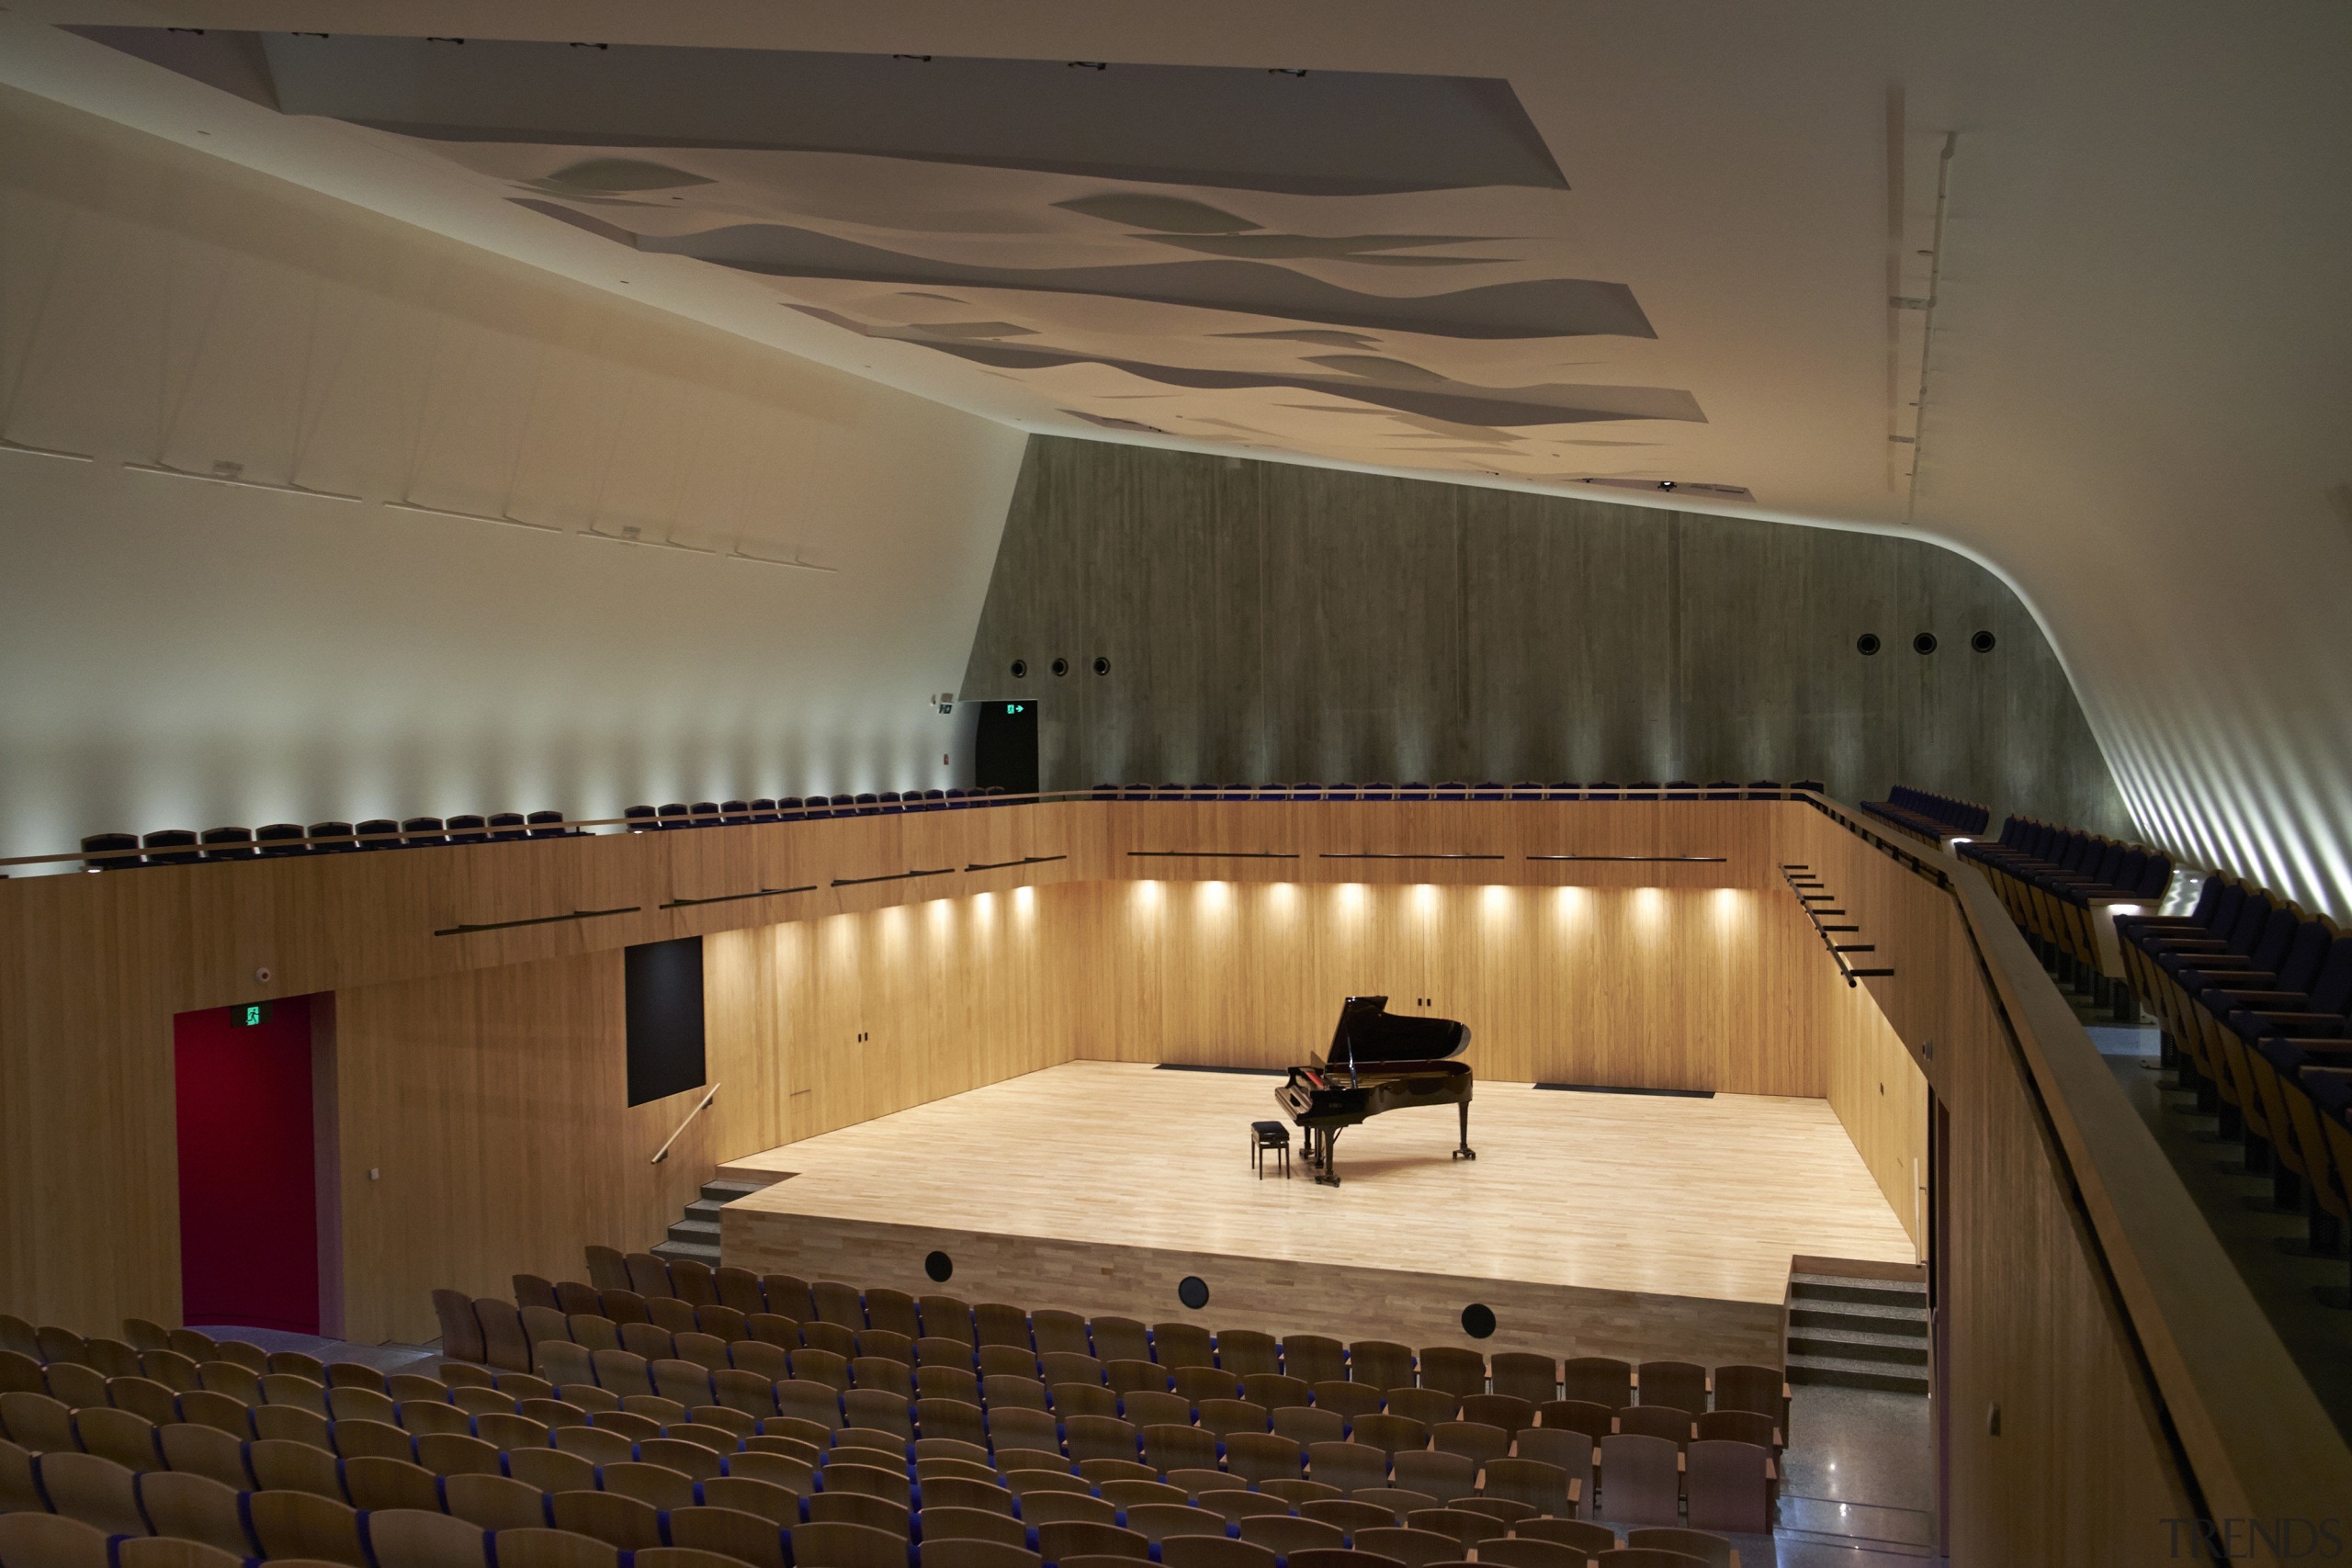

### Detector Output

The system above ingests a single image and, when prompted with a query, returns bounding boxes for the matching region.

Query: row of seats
[1857,785,1987,842]
[1,1314,1756,1562]
[622,794,1008,829]
[1087,784,1821,804]
[74,791,1021,869]
[2116,873,2352,1289]
[0,1433,1746,1568]
[79,815,575,869]
[534,1258,1787,1428]
[70,775,1832,870]
[1958,818,2175,995]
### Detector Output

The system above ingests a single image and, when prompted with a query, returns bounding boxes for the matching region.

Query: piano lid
[1322,995,1471,1068]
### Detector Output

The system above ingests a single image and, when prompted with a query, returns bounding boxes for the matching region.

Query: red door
[173,997,320,1334]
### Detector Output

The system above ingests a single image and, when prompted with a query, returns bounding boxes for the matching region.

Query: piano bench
[1251,1120,1293,1179]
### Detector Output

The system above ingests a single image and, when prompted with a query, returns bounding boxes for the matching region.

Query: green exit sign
[228,1002,272,1028]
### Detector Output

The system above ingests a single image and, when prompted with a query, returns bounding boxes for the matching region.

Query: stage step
[1785,1267,1929,1395]
[650,1179,774,1266]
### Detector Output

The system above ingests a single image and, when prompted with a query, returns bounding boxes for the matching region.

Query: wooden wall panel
[333,951,719,1346]
[726,1210,1785,1369]
[1822,974,1930,1252]
[962,436,2130,834]
[1077,878,1838,1097]
[337,886,1087,1342]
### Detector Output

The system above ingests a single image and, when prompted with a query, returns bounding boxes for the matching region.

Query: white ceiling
[5,0,2350,911]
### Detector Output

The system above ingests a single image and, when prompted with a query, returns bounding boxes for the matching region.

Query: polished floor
[727,1061,1916,1304]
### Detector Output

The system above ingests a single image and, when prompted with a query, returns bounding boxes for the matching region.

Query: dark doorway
[975,699,1040,795]
[174,997,321,1334]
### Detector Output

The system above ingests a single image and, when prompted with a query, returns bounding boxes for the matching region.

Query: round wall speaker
[1856,633,1883,656]
[1460,1303,1497,1339]
[1010,659,1028,679]
[1177,1275,1210,1310]
[923,1250,954,1283]
[1050,657,1069,677]
[1971,630,1996,653]
[1914,632,1939,654]
[1093,656,1111,676]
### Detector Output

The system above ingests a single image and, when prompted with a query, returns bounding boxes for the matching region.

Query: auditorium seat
[78,833,141,872]
[401,817,449,848]
[487,813,529,842]
[656,804,691,829]
[197,826,256,861]
[624,806,659,831]
[446,815,489,844]
[140,829,200,866]
[690,802,723,827]
[254,822,307,856]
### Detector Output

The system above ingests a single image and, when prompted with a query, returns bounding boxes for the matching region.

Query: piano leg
[1314,1127,1343,1187]
[1453,1100,1477,1160]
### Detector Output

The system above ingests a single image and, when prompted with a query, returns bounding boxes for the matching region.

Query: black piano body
[1275,995,1474,1186]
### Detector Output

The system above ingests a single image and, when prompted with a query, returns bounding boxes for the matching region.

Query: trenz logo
[2164,1517,2346,1559]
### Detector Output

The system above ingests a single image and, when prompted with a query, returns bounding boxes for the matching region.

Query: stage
[719,1061,1915,1366]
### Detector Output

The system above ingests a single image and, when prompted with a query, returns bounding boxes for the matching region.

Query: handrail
[6,784,1817,873]
[650,1083,720,1166]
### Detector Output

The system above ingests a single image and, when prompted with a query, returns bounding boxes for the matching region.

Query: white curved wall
[0,90,1025,863]
[1896,4,2352,918]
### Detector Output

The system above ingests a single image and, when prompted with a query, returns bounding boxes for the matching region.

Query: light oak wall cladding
[962,436,2130,833]
[1821,976,1931,1251]
[335,891,1084,1345]
[1076,880,1841,1100]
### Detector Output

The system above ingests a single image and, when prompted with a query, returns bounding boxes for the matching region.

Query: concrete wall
[962,436,2129,830]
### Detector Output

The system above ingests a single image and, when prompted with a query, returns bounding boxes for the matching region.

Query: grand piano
[1275,996,1475,1186]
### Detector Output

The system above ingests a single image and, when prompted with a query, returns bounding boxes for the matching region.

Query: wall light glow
[1136,879,1163,910]
[1338,882,1366,914]
[1198,880,1231,915]
[1014,884,1035,917]
[973,890,996,927]
[1270,881,1298,916]
[1413,883,1440,916]
[1482,884,1512,920]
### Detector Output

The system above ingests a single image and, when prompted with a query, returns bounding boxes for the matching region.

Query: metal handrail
[650,1083,720,1166]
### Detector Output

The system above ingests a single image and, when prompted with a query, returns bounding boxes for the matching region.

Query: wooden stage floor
[720,1061,1915,1366]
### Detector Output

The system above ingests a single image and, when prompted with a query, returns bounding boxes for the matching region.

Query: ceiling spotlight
[893,53,933,62]
[1270,68,1309,76]
[1657,480,1676,490]
[1068,61,1108,70]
